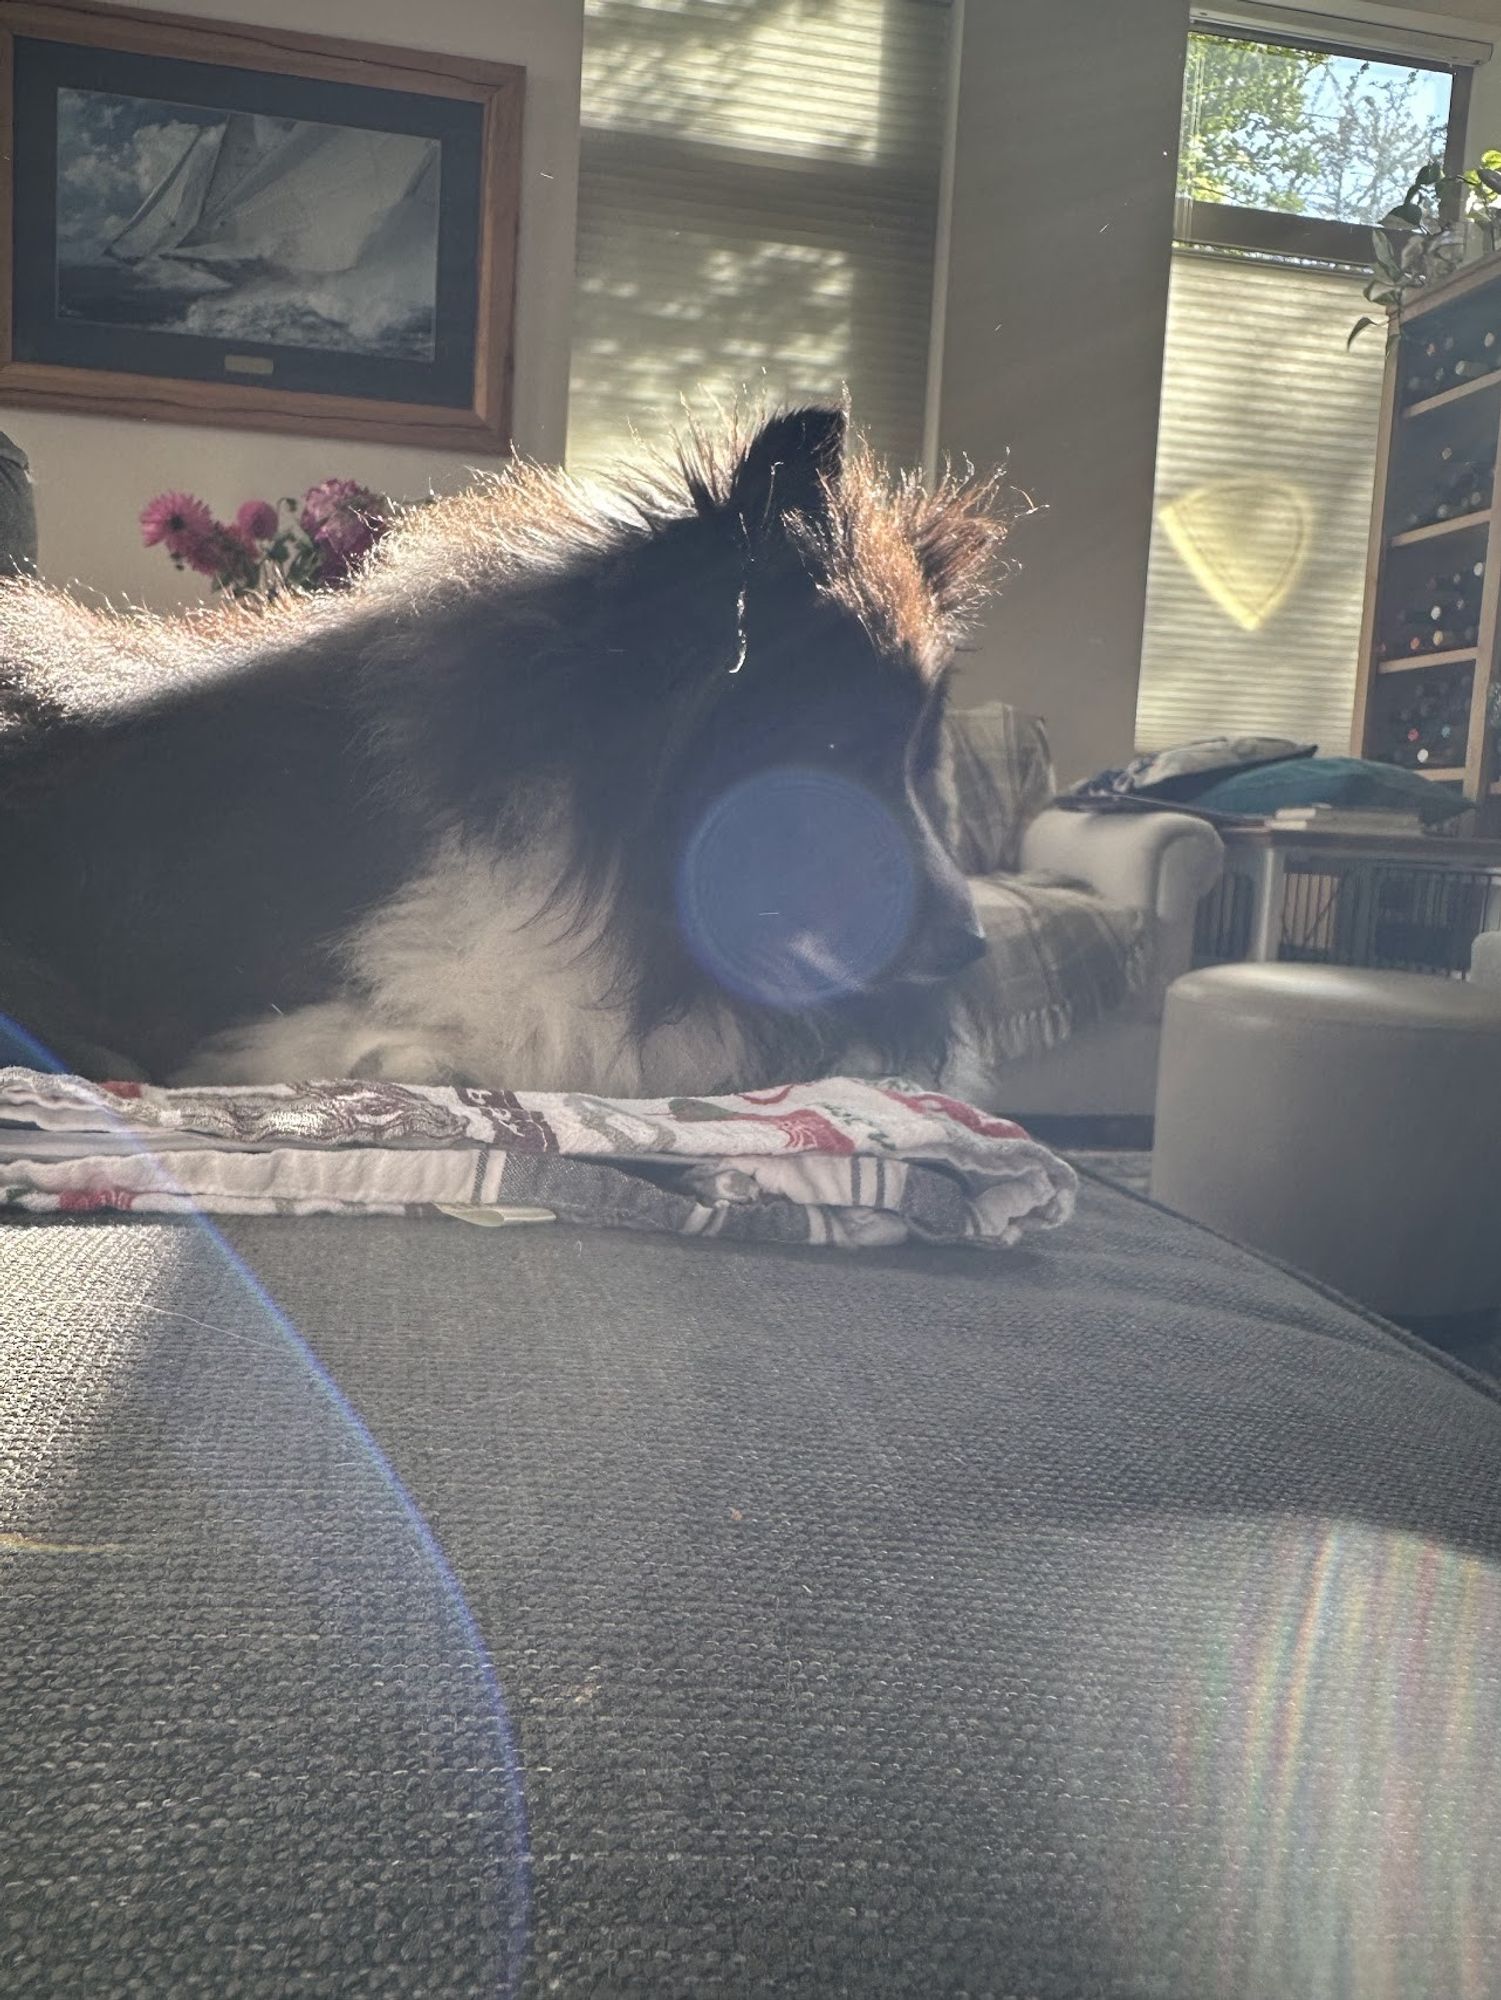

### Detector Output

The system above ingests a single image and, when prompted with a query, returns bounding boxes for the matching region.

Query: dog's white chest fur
[174,839,746,1093]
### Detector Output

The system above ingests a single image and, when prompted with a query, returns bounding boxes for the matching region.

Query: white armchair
[925,689,1224,1121]
[964,806,1223,1118]
[1019,806,1226,984]
[933,702,1226,1118]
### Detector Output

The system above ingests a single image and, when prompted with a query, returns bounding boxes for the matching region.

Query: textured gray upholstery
[5,1183,1501,1996]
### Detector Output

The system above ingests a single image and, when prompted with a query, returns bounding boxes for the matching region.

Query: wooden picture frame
[0,0,523,449]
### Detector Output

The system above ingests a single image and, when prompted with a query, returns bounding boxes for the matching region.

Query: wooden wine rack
[1353,250,1501,831]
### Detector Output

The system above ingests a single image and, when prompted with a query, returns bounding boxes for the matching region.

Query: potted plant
[1350,152,1501,347]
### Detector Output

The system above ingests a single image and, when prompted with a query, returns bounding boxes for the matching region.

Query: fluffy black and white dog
[0,408,1009,1092]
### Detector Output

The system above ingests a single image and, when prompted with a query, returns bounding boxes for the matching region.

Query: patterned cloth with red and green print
[0,1069,1076,1251]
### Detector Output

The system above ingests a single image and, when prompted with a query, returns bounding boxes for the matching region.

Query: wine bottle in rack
[1429,560,1488,588]
[1400,442,1497,528]
[1405,324,1501,400]
[1424,576,1477,639]
[1363,266,1501,806]
[1376,558,1487,659]
[1383,616,1478,658]
[1384,666,1471,768]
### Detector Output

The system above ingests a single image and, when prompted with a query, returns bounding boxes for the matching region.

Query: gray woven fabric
[957,869,1154,1062]
[5,1184,1501,1996]
[941,699,1056,875]
[938,704,1151,1061]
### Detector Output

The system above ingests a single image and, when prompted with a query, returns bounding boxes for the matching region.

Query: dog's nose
[933,922,988,975]
[904,920,988,983]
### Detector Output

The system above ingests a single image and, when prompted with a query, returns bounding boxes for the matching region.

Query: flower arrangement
[140,477,391,597]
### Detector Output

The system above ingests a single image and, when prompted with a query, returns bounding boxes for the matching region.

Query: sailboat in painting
[108,113,439,279]
[48,81,446,364]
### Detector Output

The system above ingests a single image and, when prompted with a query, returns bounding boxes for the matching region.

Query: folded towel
[0,1069,1076,1251]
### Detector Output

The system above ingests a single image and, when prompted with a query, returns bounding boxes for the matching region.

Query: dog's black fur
[0,408,1011,1089]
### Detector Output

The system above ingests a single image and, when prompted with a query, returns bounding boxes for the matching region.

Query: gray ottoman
[1472,928,1501,987]
[1151,963,1501,1317]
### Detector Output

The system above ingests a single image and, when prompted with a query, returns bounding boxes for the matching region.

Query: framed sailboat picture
[0,2,523,448]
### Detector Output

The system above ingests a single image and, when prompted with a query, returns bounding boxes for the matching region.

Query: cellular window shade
[1136,250,1387,754]
[567,0,952,475]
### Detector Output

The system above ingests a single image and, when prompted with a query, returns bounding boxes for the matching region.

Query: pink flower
[177,522,235,577]
[323,515,379,564]
[222,520,259,559]
[234,498,279,542]
[152,516,257,584]
[139,490,216,557]
[300,476,365,533]
[301,478,385,570]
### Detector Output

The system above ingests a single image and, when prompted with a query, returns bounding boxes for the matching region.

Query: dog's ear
[728,407,846,532]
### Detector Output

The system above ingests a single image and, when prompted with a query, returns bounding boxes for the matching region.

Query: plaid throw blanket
[956,873,1153,1067]
[0,1069,1076,1251]
[942,703,1153,1067]
[938,700,1057,876]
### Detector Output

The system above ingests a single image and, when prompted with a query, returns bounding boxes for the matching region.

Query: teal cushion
[1192,754,1469,823]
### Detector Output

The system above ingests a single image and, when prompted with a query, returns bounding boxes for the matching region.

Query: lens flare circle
[677,766,916,1009]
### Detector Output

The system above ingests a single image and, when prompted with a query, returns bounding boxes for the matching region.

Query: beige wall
[929,0,1186,785]
[10,0,584,609]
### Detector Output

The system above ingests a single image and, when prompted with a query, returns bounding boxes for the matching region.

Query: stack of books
[1267,805,1428,835]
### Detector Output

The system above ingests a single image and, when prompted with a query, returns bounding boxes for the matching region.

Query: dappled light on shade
[581,0,911,167]
[570,235,857,475]
[568,0,948,468]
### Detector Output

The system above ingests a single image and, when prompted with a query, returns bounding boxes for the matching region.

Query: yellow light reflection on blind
[1138,252,1387,752]
[1159,475,1314,632]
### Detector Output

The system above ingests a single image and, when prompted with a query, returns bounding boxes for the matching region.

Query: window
[1137,21,1469,755]
[566,0,952,475]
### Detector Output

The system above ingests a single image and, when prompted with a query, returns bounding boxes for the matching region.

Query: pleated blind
[1136,252,1389,755]
[567,0,952,474]
[1137,21,1465,757]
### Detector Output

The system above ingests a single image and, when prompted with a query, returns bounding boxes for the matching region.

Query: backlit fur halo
[360,406,1024,673]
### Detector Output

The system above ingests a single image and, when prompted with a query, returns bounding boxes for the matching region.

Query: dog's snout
[901,917,987,985]
[930,921,988,977]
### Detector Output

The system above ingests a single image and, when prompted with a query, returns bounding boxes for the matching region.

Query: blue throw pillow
[1192,754,1469,823]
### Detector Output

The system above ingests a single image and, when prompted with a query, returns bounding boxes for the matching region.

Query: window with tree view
[1137,29,1462,754]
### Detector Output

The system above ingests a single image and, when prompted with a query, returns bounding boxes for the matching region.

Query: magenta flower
[299,476,365,533]
[178,523,237,577]
[300,477,384,569]
[234,498,279,543]
[221,520,263,567]
[139,490,216,558]
[143,474,389,598]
